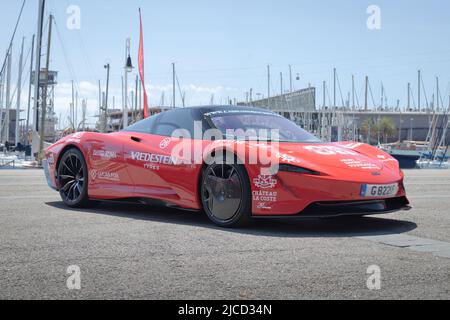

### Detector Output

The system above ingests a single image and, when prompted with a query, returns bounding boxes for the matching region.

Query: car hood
[275,142,385,172]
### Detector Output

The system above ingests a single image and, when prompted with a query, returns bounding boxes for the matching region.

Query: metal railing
[0,159,16,169]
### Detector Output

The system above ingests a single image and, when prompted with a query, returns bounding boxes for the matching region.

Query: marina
[1,0,450,303]
[1,2,449,170]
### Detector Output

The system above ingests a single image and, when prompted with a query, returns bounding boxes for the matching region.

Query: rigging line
[325,86,332,108]
[0,0,26,78]
[409,86,417,109]
[420,76,430,109]
[381,82,389,108]
[368,81,376,110]
[6,44,33,109]
[53,19,80,92]
[53,19,77,84]
[171,50,450,75]
[438,85,445,110]
[0,44,32,133]
[76,30,98,81]
[175,75,185,107]
[355,87,361,110]
[335,72,345,107]
[358,84,365,110]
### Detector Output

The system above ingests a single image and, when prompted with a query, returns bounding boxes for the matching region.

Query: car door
[123,109,201,206]
[85,133,134,199]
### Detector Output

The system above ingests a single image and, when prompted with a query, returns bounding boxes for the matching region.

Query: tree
[378,117,397,143]
[360,118,376,144]
[360,117,397,144]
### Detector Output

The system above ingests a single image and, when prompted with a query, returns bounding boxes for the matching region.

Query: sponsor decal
[253,175,277,189]
[342,143,364,150]
[159,138,171,150]
[341,159,381,170]
[253,190,278,203]
[144,163,160,171]
[204,110,283,118]
[130,151,180,166]
[90,169,120,182]
[304,145,358,156]
[256,203,272,211]
[93,149,117,159]
[276,152,301,164]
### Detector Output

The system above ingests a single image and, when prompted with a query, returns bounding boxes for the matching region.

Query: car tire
[57,148,91,208]
[200,157,252,228]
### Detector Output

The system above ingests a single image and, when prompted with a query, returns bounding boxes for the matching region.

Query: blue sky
[1,0,450,127]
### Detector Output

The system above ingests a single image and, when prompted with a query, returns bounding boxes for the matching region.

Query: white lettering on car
[92,150,117,159]
[89,170,120,182]
[341,159,382,170]
[130,151,180,166]
[304,146,358,156]
[253,190,278,203]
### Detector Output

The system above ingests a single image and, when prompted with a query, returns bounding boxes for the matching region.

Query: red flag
[138,8,149,119]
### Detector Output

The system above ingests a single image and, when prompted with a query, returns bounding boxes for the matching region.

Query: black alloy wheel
[58,148,90,208]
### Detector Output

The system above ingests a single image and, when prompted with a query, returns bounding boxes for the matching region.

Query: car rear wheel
[201,160,252,228]
[58,148,91,208]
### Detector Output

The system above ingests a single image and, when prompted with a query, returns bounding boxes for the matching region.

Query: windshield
[206,111,321,143]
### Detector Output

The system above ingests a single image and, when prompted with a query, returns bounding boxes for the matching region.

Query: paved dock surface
[0,169,449,299]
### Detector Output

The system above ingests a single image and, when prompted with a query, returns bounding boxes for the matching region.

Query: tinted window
[153,109,198,137]
[207,111,321,143]
[124,114,159,134]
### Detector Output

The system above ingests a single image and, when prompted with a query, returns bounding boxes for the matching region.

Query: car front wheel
[201,161,252,228]
[57,148,91,208]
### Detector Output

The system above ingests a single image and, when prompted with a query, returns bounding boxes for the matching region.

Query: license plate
[361,184,399,198]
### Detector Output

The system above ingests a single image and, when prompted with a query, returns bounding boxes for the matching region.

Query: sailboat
[417,113,450,169]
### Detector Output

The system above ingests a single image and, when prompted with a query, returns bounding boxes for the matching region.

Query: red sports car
[44,106,410,227]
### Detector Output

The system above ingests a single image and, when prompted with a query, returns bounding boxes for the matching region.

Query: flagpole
[138,8,149,119]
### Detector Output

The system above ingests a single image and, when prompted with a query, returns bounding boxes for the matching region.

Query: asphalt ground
[0,169,449,300]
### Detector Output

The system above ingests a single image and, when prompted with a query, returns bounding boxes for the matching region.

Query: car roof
[167,105,273,116]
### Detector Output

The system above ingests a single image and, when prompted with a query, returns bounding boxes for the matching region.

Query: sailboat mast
[3,49,12,143]
[352,75,355,110]
[26,35,35,136]
[436,77,440,112]
[267,65,271,108]
[172,63,176,108]
[15,37,25,146]
[33,0,45,135]
[418,70,421,112]
[333,68,336,108]
[0,69,3,139]
[38,14,53,161]
[289,65,293,93]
